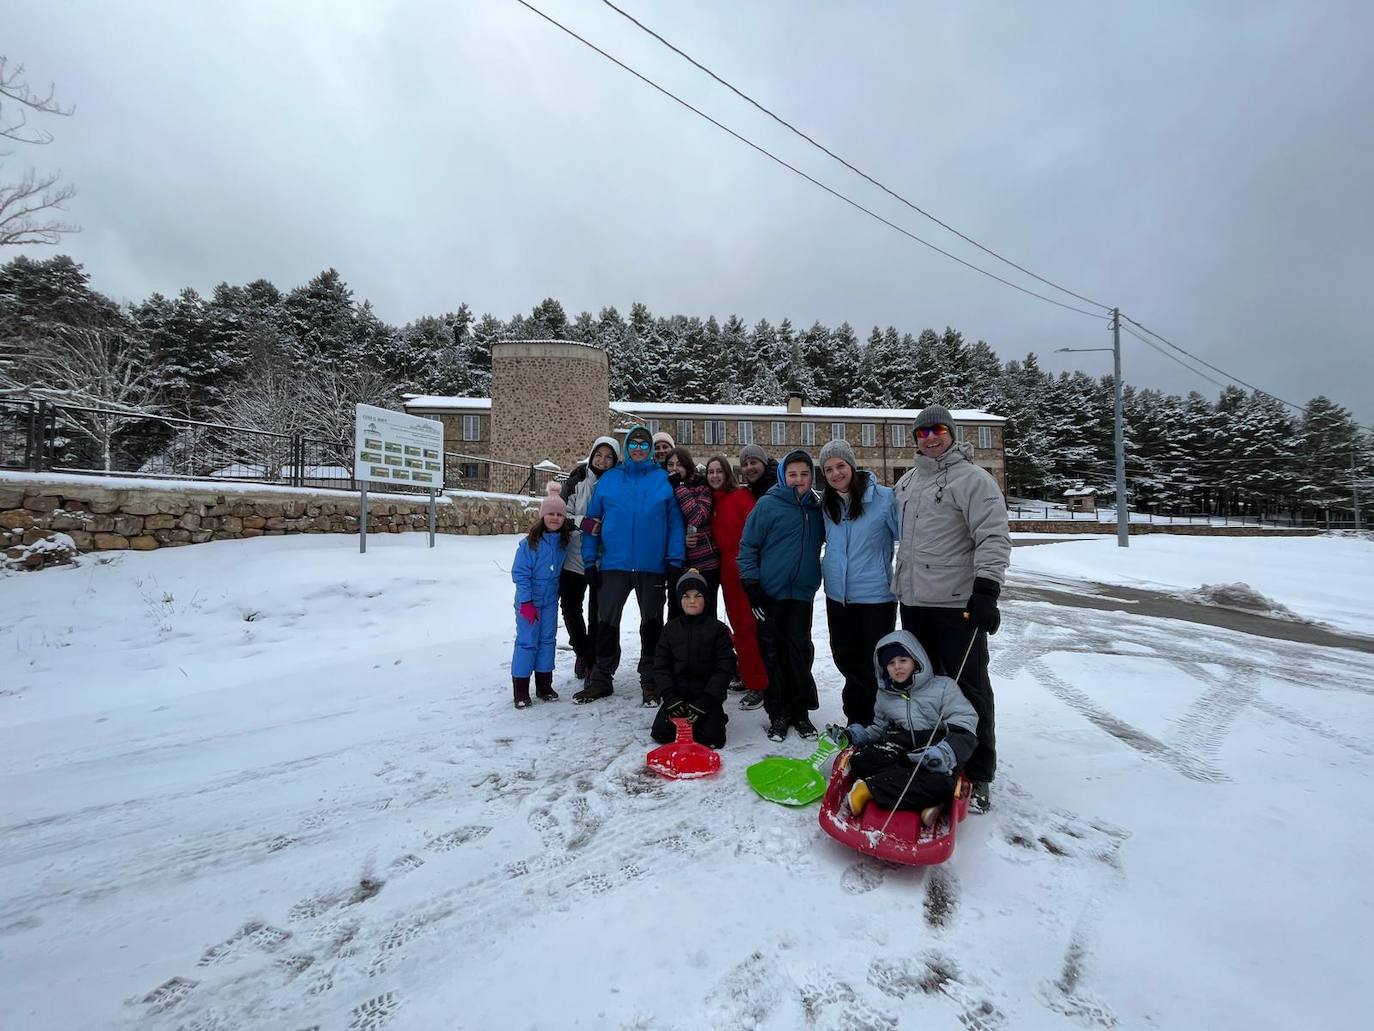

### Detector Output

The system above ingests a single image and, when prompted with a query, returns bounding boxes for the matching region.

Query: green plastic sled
[746,735,839,806]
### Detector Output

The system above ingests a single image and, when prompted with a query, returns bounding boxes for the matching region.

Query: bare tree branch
[0,165,77,245]
[0,56,74,145]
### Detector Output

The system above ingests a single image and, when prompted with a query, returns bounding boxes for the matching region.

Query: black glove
[586,565,601,591]
[667,472,684,489]
[963,576,1001,635]
[683,703,704,725]
[743,581,769,622]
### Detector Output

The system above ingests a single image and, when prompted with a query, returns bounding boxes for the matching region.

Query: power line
[598,0,1114,313]
[511,0,1110,321]
[1118,323,1232,391]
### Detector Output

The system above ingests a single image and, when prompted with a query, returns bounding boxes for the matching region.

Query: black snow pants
[825,598,897,725]
[559,569,598,665]
[755,598,819,721]
[589,570,667,693]
[650,700,728,749]
[849,743,956,812]
[900,604,995,783]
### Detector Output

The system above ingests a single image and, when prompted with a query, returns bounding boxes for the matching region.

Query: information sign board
[354,404,445,488]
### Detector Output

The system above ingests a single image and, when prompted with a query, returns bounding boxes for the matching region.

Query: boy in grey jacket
[893,404,1010,813]
[825,630,977,825]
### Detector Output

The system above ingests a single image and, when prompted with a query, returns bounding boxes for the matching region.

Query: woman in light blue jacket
[818,439,899,725]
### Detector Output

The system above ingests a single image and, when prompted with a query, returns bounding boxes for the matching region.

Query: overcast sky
[7,1,1373,421]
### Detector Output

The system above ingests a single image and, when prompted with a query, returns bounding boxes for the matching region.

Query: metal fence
[1,398,557,497]
[1008,503,1360,530]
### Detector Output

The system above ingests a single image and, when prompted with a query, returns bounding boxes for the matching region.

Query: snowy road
[3,535,1372,1029]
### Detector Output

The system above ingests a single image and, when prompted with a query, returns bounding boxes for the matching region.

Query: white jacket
[892,442,1011,607]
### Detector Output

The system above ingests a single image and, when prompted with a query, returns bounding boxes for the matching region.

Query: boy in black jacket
[651,569,737,749]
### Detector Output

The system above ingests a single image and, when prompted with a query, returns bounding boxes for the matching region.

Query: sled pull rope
[876,628,982,840]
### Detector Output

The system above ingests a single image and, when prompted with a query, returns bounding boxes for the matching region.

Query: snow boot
[512,676,532,710]
[969,781,991,814]
[641,682,659,708]
[920,804,943,827]
[738,690,766,711]
[573,682,613,705]
[534,671,558,702]
[728,676,746,693]
[766,716,789,742]
[847,779,872,817]
[791,715,818,739]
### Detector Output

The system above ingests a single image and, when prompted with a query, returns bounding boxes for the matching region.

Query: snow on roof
[403,396,491,411]
[403,396,1004,422]
[1062,487,1098,496]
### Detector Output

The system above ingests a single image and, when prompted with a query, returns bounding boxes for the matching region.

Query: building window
[771,421,786,446]
[460,461,482,480]
[831,422,846,442]
[978,426,993,449]
[463,415,481,442]
[644,419,659,434]
[891,424,906,448]
[704,419,726,445]
[738,421,754,445]
[676,419,693,445]
[861,423,876,447]
[801,422,815,446]
[954,425,966,442]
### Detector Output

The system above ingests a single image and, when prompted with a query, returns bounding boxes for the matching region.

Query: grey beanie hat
[913,404,956,432]
[675,567,709,600]
[738,443,768,465]
[818,438,858,473]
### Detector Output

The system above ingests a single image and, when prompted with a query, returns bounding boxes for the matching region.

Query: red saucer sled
[646,717,721,780]
[818,748,971,866]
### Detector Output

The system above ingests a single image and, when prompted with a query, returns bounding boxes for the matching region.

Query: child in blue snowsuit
[511,490,571,709]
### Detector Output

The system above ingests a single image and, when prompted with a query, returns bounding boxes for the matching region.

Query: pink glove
[519,601,539,624]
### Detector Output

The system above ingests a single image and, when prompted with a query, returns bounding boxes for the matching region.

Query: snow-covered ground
[3,534,1373,1030]
[1009,532,1374,637]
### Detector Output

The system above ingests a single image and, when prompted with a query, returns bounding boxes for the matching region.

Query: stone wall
[1,474,539,562]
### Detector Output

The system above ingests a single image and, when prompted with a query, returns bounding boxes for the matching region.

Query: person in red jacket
[705,455,769,710]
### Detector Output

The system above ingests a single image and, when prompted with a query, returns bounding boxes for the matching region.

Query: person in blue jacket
[576,424,687,705]
[818,439,900,726]
[511,492,572,709]
[737,447,824,742]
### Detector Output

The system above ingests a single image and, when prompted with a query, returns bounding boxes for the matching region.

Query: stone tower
[490,340,610,471]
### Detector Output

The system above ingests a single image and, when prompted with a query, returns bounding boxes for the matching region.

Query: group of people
[508,405,1012,813]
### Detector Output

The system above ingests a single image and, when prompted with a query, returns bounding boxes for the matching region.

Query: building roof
[1062,487,1098,497]
[403,395,1004,423]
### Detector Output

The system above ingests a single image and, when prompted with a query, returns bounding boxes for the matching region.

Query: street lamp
[1056,307,1128,548]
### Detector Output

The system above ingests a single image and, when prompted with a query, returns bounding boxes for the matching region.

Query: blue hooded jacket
[736,448,824,601]
[581,425,686,574]
[512,530,566,609]
[821,473,899,604]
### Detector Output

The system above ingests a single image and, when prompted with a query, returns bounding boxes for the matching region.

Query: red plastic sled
[646,717,721,780]
[818,748,970,866]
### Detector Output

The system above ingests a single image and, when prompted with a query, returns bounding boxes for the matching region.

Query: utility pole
[1354,446,1363,531]
[1055,309,1129,548]
[1112,308,1128,548]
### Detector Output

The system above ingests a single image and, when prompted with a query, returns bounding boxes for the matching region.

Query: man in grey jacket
[892,404,1011,812]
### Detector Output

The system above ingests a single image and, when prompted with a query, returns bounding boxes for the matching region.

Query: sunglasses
[915,425,951,439]
[627,440,651,451]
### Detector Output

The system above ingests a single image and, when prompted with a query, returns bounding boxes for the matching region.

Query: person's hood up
[588,435,622,469]
[870,629,936,694]
[622,425,658,476]
[775,448,816,487]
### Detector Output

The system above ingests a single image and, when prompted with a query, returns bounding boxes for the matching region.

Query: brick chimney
[785,391,803,415]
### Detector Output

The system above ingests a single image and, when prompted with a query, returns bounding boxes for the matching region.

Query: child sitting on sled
[825,630,978,826]
[510,490,572,709]
[650,569,737,749]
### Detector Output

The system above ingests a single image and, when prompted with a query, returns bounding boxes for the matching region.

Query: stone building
[406,355,1007,494]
